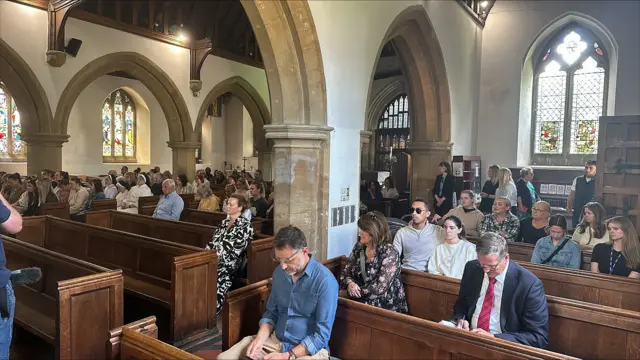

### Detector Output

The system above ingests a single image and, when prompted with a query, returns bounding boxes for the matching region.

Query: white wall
[0,0,269,132]
[477,0,640,168]
[62,75,171,174]
[308,0,483,258]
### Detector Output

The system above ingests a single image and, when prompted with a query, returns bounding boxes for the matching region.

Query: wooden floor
[10,327,54,360]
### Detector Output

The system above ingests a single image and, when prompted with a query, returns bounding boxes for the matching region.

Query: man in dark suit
[452,232,548,348]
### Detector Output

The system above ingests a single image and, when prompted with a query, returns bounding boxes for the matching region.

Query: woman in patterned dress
[206,194,254,314]
[339,211,408,313]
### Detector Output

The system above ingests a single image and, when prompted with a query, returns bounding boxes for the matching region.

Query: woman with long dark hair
[591,217,640,278]
[572,202,609,249]
[428,216,477,279]
[20,179,41,217]
[531,214,581,269]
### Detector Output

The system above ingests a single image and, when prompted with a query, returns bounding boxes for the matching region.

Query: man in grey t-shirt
[394,198,444,271]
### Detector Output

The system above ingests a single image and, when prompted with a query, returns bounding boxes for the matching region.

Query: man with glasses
[451,232,548,348]
[393,198,444,271]
[218,226,338,360]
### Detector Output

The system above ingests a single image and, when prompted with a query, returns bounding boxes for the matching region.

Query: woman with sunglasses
[340,211,407,313]
[591,216,640,278]
[428,216,477,279]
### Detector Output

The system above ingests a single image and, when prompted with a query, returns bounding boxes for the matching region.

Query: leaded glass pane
[534,68,567,154]
[0,87,7,155]
[102,101,112,156]
[11,100,23,155]
[125,104,135,156]
[570,60,605,154]
[113,91,124,156]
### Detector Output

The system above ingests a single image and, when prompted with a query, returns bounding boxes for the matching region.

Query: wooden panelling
[120,327,201,360]
[91,199,117,211]
[108,316,159,360]
[40,202,70,219]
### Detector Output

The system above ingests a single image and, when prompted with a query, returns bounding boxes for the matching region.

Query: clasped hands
[245,332,288,360]
[456,319,494,338]
[339,279,362,299]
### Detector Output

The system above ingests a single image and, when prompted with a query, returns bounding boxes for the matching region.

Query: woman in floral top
[205,194,254,314]
[340,211,408,313]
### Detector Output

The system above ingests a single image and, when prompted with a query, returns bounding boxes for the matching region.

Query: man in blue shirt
[0,193,22,358]
[218,226,338,360]
[152,179,184,221]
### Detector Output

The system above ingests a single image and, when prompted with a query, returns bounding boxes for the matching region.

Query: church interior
[1,0,639,358]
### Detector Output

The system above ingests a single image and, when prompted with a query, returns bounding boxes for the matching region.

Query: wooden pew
[90,198,117,211]
[107,316,159,360]
[120,327,200,360]
[4,235,123,359]
[180,193,199,209]
[180,208,268,236]
[223,279,573,359]
[14,215,218,349]
[137,195,160,215]
[40,202,70,219]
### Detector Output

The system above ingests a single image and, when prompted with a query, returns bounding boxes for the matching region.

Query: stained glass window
[532,25,608,161]
[375,94,410,170]
[102,89,136,162]
[0,82,25,161]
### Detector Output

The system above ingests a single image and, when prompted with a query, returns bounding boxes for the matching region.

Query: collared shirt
[531,236,581,269]
[480,213,520,242]
[153,191,184,221]
[471,260,509,334]
[259,256,339,355]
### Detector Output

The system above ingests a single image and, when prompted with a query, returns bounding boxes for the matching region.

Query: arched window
[0,82,25,161]
[375,94,409,170]
[532,24,608,164]
[102,89,136,162]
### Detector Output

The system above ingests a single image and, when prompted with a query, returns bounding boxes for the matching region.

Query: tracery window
[532,25,608,164]
[375,94,409,170]
[0,82,25,161]
[102,89,136,162]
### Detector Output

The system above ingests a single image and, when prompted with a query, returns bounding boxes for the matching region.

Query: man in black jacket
[567,160,597,229]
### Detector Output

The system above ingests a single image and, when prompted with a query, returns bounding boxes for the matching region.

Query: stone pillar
[258,151,273,181]
[360,131,372,171]
[407,141,453,211]
[21,133,69,176]
[167,141,200,181]
[265,124,332,261]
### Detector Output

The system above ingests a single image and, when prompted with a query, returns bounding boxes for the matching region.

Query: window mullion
[111,101,116,157]
[7,94,13,156]
[563,71,574,156]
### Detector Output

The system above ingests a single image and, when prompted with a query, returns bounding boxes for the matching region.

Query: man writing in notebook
[451,232,549,349]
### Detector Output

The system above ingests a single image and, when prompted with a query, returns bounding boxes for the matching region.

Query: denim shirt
[259,256,339,355]
[152,191,184,221]
[531,236,581,269]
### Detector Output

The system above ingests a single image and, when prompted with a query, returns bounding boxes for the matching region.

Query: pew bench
[180,208,270,236]
[4,236,123,359]
[40,202,70,219]
[14,215,218,349]
[91,198,117,211]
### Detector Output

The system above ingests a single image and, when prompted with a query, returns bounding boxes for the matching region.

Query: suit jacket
[433,174,455,205]
[452,260,549,349]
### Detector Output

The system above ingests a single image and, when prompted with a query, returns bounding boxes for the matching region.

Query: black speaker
[65,38,82,57]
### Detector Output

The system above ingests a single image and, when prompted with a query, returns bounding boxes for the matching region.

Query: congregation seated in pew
[480,196,520,242]
[531,214,581,269]
[518,201,550,244]
[150,172,164,196]
[432,189,483,239]
[205,194,254,314]
[452,232,549,349]
[152,179,184,221]
[393,198,444,271]
[249,182,269,218]
[84,178,106,211]
[175,174,194,195]
[103,174,118,199]
[572,202,610,248]
[591,216,640,278]
[339,211,407,313]
[428,216,477,279]
[121,174,152,213]
[197,186,220,212]
[68,177,89,220]
[218,225,337,360]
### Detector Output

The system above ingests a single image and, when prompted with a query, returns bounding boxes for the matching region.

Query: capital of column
[360,130,373,143]
[21,133,69,147]
[264,124,334,149]
[407,140,453,154]
[166,141,201,150]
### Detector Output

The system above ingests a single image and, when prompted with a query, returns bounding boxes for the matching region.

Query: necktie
[477,277,496,332]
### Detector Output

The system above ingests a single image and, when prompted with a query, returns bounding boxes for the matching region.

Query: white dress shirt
[471,260,510,334]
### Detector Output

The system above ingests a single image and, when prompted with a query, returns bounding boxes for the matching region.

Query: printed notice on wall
[452,162,463,177]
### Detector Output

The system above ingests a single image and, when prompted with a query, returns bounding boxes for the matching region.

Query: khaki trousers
[217,334,330,360]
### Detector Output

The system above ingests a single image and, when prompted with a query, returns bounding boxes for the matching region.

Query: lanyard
[610,247,622,274]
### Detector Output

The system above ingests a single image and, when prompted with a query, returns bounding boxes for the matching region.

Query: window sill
[527,165,584,171]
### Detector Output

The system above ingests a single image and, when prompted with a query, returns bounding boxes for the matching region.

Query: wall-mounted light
[480,1,489,8]
[177,24,188,42]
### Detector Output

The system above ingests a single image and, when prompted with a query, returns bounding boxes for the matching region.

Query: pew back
[108,316,159,360]
[137,195,160,215]
[40,202,70,219]
[121,327,201,359]
[91,198,117,211]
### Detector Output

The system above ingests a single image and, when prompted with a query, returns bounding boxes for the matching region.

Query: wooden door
[596,115,640,232]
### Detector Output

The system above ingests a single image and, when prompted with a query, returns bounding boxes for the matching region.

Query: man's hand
[263,352,289,360]
[457,319,469,330]
[246,332,269,359]
[347,280,361,298]
[471,328,495,338]
[431,214,442,223]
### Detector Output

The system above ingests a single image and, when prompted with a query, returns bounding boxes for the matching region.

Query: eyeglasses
[272,250,301,265]
[532,208,547,213]
[410,207,425,214]
[478,257,504,271]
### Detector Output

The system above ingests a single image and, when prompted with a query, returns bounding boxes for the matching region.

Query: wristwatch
[288,350,297,360]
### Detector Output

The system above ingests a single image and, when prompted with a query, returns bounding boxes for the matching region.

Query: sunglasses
[410,207,425,214]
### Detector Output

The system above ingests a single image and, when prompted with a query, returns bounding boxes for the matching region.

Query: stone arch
[195,76,271,153]
[54,52,193,143]
[366,78,407,133]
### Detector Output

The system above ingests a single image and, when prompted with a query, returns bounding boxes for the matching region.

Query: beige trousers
[217,334,329,360]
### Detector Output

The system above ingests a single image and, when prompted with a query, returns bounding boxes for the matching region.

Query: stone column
[360,130,372,171]
[258,151,273,181]
[265,124,333,261]
[167,141,200,181]
[407,141,453,211]
[21,133,69,176]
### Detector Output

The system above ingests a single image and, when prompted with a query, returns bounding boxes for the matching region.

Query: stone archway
[365,5,452,203]
[239,1,331,259]
[54,52,196,178]
[194,76,272,176]
[0,38,63,175]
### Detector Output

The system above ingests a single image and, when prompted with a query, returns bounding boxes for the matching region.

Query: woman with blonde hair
[572,202,610,249]
[479,164,500,214]
[340,211,407,313]
[197,186,221,212]
[591,216,640,278]
[495,167,518,215]
[37,179,58,205]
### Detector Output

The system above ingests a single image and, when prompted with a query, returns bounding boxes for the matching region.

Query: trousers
[217,334,329,360]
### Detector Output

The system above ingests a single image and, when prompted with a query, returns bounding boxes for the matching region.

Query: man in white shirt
[452,232,548,348]
[393,199,444,271]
